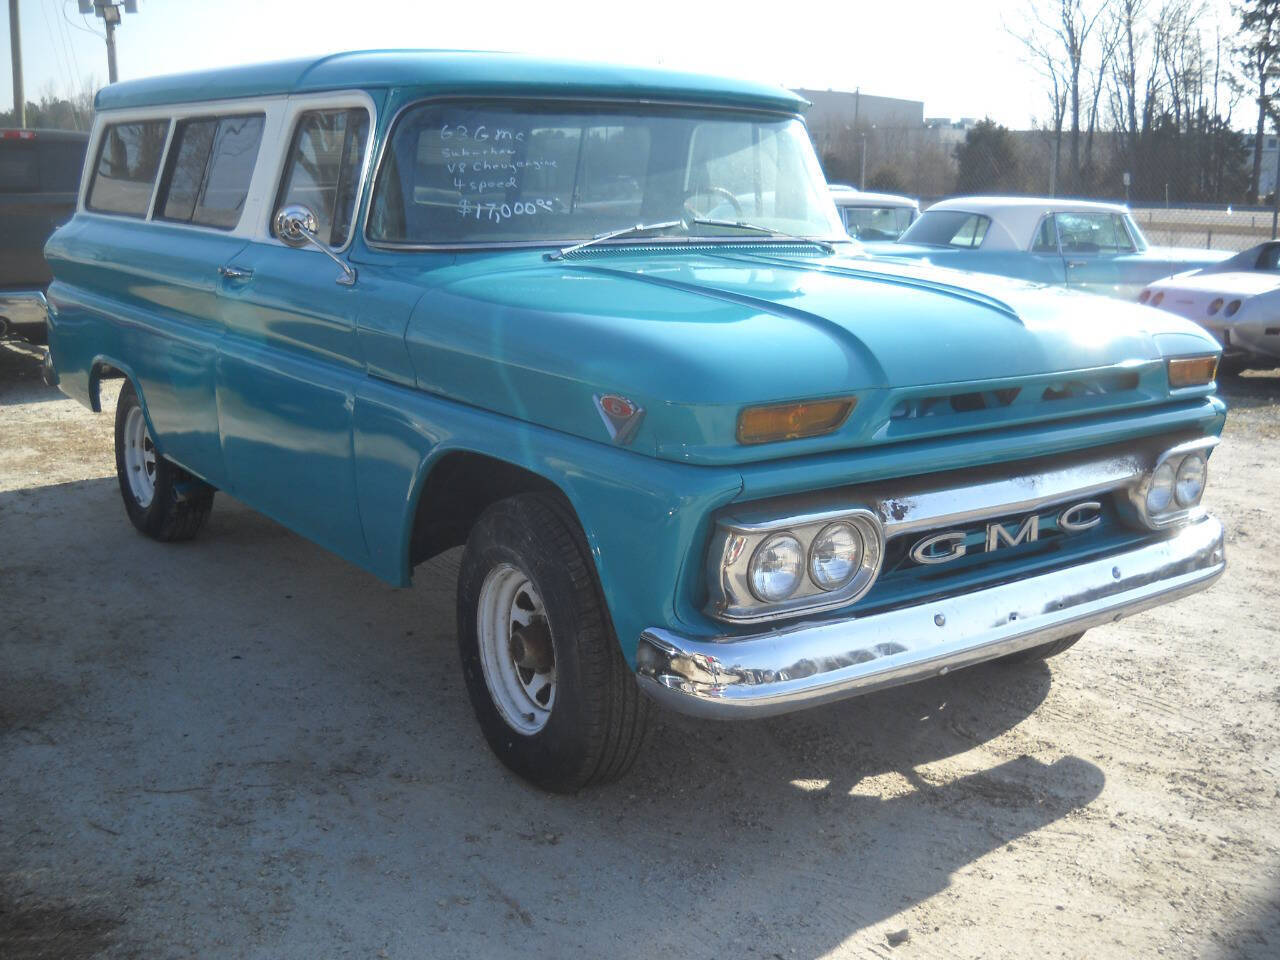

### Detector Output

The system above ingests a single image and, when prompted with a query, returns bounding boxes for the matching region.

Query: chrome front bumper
[0,289,49,331]
[636,515,1225,718]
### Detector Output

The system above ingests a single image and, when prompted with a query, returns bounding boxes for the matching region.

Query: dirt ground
[1,337,1277,960]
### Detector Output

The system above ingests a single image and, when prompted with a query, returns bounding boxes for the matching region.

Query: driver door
[1058,211,1137,298]
[214,104,373,561]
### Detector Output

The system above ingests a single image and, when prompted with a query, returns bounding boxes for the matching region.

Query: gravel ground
[1,337,1278,959]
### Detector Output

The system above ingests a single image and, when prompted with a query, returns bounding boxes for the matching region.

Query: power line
[61,0,102,38]
[40,0,75,96]
[54,0,84,81]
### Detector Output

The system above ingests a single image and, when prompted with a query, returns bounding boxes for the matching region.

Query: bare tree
[1236,0,1280,201]
[1010,1,1115,191]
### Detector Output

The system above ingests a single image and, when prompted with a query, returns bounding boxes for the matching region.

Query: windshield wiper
[686,218,837,254]
[548,220,683,260]
[548,217,838,261]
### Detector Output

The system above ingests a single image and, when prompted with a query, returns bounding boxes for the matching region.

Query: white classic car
[1140,241,1280,373]
[829,184,919,241]
[863,196,1230,300]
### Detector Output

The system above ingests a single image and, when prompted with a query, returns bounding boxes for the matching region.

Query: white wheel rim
[122,406,157,508]
[477,563,556,734]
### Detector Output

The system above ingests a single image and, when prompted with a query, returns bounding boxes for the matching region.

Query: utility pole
[79,1,136,84]
[7,0,23,127]
[1272,130,1280,239]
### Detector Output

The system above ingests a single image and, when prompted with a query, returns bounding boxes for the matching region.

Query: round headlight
[1208,297,1223,315]
[749,533,804,602]
[809,522,863,592]
[1175,454,1207,507]
[1146,462,1176,515]
[1225,299,1241,317]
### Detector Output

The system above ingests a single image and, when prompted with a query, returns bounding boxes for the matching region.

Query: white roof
[830,187,919,210]
[924,195,1130,251]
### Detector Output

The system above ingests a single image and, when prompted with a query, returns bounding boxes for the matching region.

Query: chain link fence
[819,123,1279,253]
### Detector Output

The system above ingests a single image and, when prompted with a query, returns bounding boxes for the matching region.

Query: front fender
[352,376,743,664]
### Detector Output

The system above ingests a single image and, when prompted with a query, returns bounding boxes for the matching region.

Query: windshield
[840,204,915,241]
[367,102,843,246]
[898,210,991,249]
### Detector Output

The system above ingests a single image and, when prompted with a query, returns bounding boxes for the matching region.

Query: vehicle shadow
[1,476,1104,960]
[1217,367,1280,410]
[0,339,61,407]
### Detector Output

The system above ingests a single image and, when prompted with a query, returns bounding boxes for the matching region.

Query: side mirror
[272,204,357,286]
[274,204,319,249]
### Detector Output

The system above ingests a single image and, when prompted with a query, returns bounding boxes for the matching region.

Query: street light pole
[860,132,867,189]
[7,0,24,128]
[79,1,135,84]
[104,13,118,83]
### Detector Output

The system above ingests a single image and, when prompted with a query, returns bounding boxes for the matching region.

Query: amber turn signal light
[1167,355,1218,388]
[737,398,855,445]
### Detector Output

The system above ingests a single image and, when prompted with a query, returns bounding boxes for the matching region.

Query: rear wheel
[114,380,214,542]
[999,631,1084,665]
[457,493,649,792]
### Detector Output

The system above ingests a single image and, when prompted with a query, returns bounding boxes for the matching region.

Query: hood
[403,246,1220,465]
[1144,245,1234,267]
[1149,270,1280,297]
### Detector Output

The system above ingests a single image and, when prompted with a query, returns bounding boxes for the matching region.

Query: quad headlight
[748,533,805,602]
[1129,441,1213,529]
[1175,452,1207,507]
[709,508,884,622]
[809,521,864,592]
[1146,462,1176,514]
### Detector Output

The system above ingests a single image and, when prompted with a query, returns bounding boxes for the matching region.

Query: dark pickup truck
[1,128,88,338]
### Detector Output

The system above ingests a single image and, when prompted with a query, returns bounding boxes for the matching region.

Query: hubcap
[122,406,157,508]
[477,563,556,734]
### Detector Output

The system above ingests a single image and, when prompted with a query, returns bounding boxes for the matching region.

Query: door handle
[1066,260,1088,269]
[218,264,254,281]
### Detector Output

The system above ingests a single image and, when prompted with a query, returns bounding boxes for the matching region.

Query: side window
[158,114,264,229]
[1032,216,1058,252]
[949,214,990,249]
[274,108,370,247]
[1109,214,1137,253]
[1056,212,1136,254]
[87,120,169,217]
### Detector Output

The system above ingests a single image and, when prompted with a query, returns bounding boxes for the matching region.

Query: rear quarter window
[158,114,264,229]
[900,210,991,249]
[88,120,169,217]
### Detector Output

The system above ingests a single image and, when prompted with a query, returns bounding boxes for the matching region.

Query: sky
[1,0,1242,129]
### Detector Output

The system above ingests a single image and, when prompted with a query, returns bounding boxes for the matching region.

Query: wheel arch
[404,447,577,574]
[88,355,132,415]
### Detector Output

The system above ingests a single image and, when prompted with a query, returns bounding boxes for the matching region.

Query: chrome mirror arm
[299,226,357,286]
[273,204,357,286]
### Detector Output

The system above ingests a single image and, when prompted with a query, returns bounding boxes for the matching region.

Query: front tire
[114,380,214,542]
[457,494,649,792]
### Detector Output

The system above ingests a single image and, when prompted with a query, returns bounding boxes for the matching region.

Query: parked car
[1140,240,1280,373]
[863,196,1231,300]
[829,184,919,240]
[0,128,89,339]
[46,52,1227,792]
